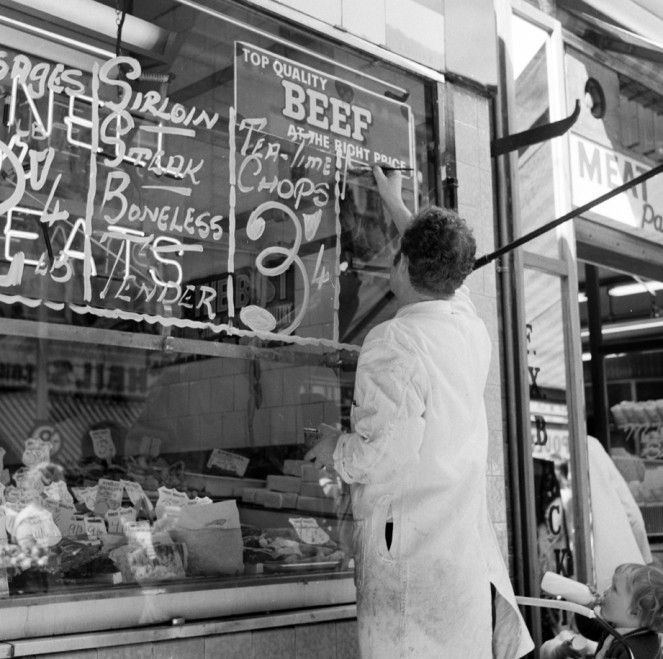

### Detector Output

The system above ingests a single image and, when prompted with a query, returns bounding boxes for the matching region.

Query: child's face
[600,571,641,628]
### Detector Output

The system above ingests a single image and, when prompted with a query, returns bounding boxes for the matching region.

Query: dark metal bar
[443,83,458,210]
[39,223,54,265]
[585,265,610,450]
[490,100,580,157]
[492,0,542,644]
[473,161,663,270]
[432,81,446,208]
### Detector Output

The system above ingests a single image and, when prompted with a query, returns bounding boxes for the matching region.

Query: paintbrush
[346,165,414,175]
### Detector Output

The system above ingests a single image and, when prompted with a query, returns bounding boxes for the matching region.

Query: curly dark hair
[398,206,476,296]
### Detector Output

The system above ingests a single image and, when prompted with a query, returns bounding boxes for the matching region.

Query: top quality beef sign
[234,42,414,170]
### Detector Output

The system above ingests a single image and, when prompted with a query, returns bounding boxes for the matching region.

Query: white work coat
[334,289,533,658]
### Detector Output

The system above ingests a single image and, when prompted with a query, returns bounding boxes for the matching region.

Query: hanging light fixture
[608,280,663,297]
[4,0,172,54]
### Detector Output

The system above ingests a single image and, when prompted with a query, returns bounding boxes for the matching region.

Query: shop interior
[578,259,663,551]
[0,0,437,602]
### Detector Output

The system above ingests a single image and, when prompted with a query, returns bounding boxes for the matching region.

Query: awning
[579,12,663,63]
[559,0,663,63]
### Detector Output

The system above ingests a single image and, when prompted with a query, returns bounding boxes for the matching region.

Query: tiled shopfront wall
[271,0,445,70]
[133,358,340,453]
[454,87,509,558]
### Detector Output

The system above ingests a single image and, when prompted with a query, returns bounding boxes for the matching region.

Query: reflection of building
[0,0,511,656]
[502,0,663,646]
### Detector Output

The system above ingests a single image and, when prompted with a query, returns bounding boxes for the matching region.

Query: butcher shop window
[0,0,438,598]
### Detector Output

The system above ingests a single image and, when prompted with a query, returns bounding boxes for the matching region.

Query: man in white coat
[306,168,534,658]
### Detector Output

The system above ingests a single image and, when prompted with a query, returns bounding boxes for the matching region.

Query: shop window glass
[0,0,438,600]
[511,14,558,259]
[580,262,663,544]
[524,267,577,639]
[606,381,634,408]
[636,380,663,401]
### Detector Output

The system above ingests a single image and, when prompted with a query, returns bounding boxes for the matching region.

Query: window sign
[0,1,436,613]
[0,42,415,351]
[235,42,414,171]
[570,133,662,236]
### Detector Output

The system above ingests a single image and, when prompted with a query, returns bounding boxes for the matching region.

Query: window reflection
[0,338,356,595]
[511,14,558,257]
[524,268,575,640]
[0,1,438,598]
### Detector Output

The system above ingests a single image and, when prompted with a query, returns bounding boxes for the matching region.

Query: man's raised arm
[372,165,412,235]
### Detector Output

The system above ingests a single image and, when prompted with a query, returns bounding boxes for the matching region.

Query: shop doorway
[579,261,663,448]
[578,258,663,562]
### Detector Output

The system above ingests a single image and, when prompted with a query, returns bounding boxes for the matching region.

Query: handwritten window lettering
[0,43,413,349]
[232,42,413,344]
[0,55,220,318]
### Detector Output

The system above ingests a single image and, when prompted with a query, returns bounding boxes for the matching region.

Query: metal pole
[586,265,610,450]
[473,162,663,270]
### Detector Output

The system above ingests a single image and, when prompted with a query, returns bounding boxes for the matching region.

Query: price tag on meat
[85,516,107,538]
[155,487,189,519]
[206,449,249,477]
[289,517,330,545]
[95,479,125,515]
[123,520,152,543]
[67,513,88,538]
[15,507,62,547]
[44,481,74,505]
[89,428,116,460]
[21,438,51,466]
[71,486,98,511]
[106,507,137,534]
[120,480,154,512]
[50,501,76,537]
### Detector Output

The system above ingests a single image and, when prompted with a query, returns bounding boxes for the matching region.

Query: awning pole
[473,161,663,270]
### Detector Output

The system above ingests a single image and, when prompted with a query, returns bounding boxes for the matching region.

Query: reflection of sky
[525,269,567,392]
[511,15,548,80]
[513,7,661,237]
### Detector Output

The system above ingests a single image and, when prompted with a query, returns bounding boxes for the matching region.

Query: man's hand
[304,424,342,470]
